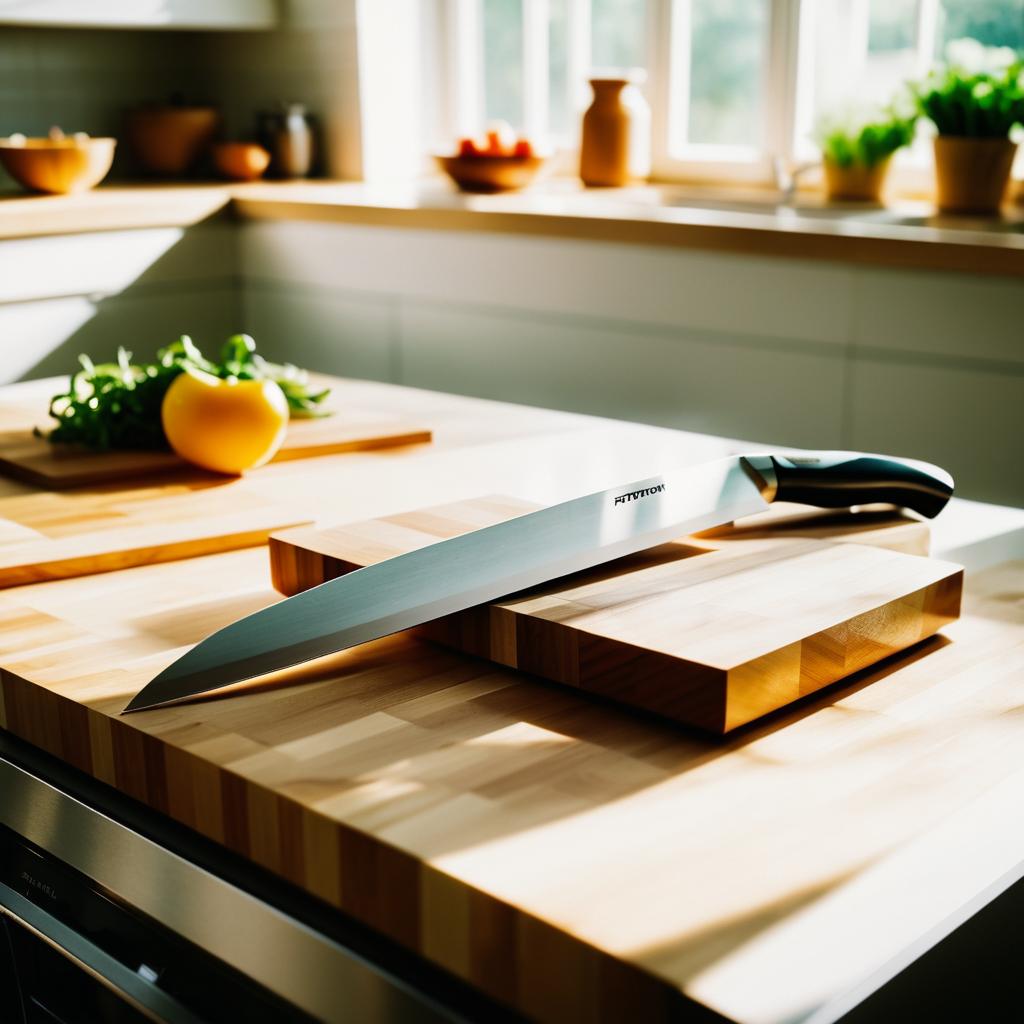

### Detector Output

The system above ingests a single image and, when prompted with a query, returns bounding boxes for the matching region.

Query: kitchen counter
[0,183,234,239]
[1,375,1023,1023]
[4,179,1024,277]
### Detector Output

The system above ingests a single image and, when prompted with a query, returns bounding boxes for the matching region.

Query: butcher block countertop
[1,375,1023,1024]
[6,181,1024,278]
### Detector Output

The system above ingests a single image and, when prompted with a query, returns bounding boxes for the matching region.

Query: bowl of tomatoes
[436,122,549,193]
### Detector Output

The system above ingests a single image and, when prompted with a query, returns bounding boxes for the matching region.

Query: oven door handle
[0,882,202,1024]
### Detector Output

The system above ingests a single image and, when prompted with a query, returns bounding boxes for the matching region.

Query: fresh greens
[815,106,917,169]
[916,40,1024,137]
[43,334,330,451]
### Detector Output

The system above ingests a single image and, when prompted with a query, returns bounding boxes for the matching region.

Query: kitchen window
[429,0,1024,185]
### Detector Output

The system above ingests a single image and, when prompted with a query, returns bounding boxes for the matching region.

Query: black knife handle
[741,452,954,519]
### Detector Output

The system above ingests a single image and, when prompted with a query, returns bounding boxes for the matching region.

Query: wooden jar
[579,75,651,187]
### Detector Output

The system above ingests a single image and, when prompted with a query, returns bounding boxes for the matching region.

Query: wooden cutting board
[0,479,311,588]
[0,408,431,489]
[269,498,963,733]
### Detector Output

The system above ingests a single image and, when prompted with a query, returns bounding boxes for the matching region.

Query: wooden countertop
[0,183,234,238]
[0,376,1023,1023]
[4,179,1024,277]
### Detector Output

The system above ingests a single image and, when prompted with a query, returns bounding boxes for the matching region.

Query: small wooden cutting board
[0,481,311,588]
[269,497,963,733]
[0,409,432,489]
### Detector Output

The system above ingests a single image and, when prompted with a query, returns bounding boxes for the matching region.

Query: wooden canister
[580,74,651,187]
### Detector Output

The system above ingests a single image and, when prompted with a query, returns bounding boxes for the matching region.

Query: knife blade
[123,450,953,713]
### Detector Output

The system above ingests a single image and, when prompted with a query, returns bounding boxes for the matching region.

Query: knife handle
[742,452,954,519]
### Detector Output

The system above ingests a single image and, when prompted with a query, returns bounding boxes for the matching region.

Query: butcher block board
[270,498,963,733]
[0,409,431,489]
[0,479,311,588]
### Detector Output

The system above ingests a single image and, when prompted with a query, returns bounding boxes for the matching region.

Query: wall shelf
[0,0,276,30]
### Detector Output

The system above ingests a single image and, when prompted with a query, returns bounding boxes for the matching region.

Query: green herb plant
[44,334,331,452]
[815,106,918,169]
[916,45,1024,137]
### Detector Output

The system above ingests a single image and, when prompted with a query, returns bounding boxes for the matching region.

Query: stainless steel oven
[0,732,515,1024]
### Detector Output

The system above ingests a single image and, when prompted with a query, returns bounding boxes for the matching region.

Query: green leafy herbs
[915,39,1024,138]
[815,106,918,169]
[43,334,331,452]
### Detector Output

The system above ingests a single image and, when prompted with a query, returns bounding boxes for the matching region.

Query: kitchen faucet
[771,155,820,204]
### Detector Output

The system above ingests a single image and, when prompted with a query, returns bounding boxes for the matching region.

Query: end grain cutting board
[0,408,432,489]
[269,498,963,733]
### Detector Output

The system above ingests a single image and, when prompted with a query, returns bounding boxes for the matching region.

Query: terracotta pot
[579,75,651,187]
[823,155,891,203]
[933,136,1017,214]
[126,106,220,177]
[0,135,115,194]
[212,142,271,182]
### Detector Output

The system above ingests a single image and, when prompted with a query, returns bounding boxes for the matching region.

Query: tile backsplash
[0,11,350,186]
[0,26,206,183]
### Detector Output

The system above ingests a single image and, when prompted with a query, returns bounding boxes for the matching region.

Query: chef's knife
[123,451,953,714]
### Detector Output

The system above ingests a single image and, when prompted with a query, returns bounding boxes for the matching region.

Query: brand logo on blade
[614,484,666,506]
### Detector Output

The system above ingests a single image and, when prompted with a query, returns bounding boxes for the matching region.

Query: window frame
[431,0,1009,193]
[648,0,805,184]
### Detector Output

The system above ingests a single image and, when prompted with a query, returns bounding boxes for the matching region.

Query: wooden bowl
[436,153,549,193]
[212,141,271,181]
[0,136,116,194]
[126,106,220,177]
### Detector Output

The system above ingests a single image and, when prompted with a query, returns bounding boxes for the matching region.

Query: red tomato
[513,138,535,158]
[457,136,482,157]
[485,121,516,156]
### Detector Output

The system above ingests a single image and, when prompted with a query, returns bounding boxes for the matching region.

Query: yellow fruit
[161,369,288,474]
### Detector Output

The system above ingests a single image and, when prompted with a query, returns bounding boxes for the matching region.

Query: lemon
[161,368,288,474]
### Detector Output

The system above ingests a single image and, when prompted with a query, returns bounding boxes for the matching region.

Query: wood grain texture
[0,479,310,588]
[0,375,431,584]
[0,387,431,489]
[0,548,1017,1024]
[0,376,1014,1024]
[232,180,1024,279]
[268,498,961,733]
[4,181,1024,277]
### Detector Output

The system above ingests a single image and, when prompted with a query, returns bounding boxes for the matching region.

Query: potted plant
[916,39,1024,213]
[814,105,917,202]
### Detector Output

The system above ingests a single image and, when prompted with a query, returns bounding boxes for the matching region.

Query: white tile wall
[0,224,237,304]
[856,267,1024,367]
[396,299,847,446]
[240,220,1024,506]
[0,26,208,185]
[850,357,1024,506]
[243,283,395,381]
[0,2,360,187]
[189,0,358,176]
[0,221,241,384]
[4,284,242,383]
[243,221,855,345]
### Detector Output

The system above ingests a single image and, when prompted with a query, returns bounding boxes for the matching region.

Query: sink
[653,195,1024,234]
[531,185,1024,235]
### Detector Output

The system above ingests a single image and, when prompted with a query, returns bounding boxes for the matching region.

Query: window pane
[938,0,1024,54]
[549,0,570,136]
[687,0,768,147]
[868,1,917,52]
[592,0,647,70]
[483,0,523,126]
[810,0,917,122]
[863,0,918,107]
